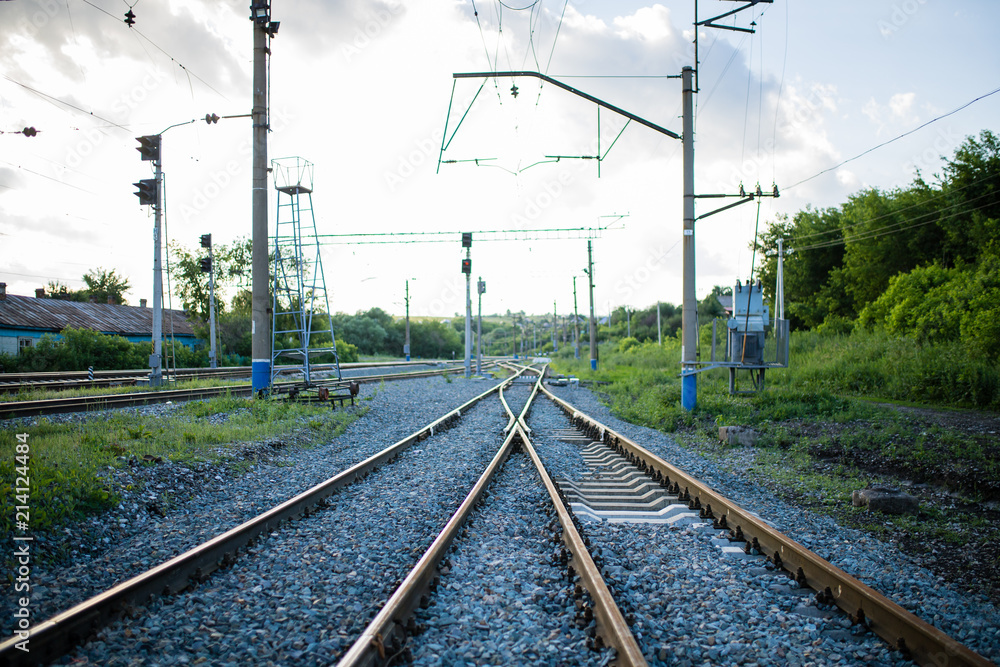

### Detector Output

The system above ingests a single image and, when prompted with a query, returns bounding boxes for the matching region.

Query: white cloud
[613,5,674,42]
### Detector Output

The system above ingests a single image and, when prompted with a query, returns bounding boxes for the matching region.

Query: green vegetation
[0,394,363,538]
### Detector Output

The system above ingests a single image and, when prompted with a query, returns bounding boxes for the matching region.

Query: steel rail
[339,367,647,667]
[0,373,521,666]
[0,364,498,419]
[540,385,994,667]
[0,360,463,393]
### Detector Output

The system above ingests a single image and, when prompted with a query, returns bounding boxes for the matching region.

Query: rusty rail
[338,367,647,666]
[540,385,995,667]
[0,374,518,666]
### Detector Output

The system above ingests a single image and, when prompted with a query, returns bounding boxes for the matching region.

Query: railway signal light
[462,232,472,248]
[478,279,486,295]
[134,179,157,206]
[200,257,212,273]
[461,258,471,274]
[136,135,160,162]
[200,233,212,248]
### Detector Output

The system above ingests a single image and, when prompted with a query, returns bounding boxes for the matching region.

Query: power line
[2,75,131,132]
[789,191,998,253]
[786,84,1000,191]
[79,0,230,102]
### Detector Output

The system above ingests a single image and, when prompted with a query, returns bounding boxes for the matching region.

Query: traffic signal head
[461,258,471,274]
[136,135,160,162]
[200,233,212,248]
[200,257,212,273]
[134,179,157,206]
[462,232,472,248]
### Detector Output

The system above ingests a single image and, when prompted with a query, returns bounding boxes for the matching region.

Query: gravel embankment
[1,375,503,639]
[63,383,511,664]
[409,449,611,666]
[538,386,1000,665]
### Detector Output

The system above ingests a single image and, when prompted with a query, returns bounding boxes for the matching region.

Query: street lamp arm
[453,71,681,140]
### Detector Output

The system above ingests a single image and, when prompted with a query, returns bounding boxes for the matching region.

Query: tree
[82,268,131,305]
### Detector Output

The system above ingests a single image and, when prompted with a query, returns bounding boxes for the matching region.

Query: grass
[0,376,245,403]
[0,393,364,538]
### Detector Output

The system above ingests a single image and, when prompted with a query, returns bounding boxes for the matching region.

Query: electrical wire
[784,171,996,242]
[771,0,788,184]
[79,0,230,102]
[544,0,569,75]
[470,0,495,71]
[786,84,1000,190]
[2,75,130,132]
[789,191,999,252]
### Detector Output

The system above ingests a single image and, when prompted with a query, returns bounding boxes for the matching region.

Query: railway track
[0,360,463,395]
[0,362,478,419]
[0,364,994,665]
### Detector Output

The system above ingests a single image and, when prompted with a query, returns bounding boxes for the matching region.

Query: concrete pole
[587,240,597,370]
[657,301,662,346]
[404,280,410,361]
[250,15,270,393]
[573,276,580,360]
[464,247,472,378]
[150,158,163,386]
[552,301,558,353]
[476,277,484,375]
[626,306,631,338]
[209,244,217,368]
[681,65,697,411]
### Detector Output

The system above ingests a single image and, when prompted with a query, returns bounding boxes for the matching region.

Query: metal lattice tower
[270,157,342,386]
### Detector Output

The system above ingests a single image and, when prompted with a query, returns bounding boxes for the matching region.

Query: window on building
[18,337,34,355]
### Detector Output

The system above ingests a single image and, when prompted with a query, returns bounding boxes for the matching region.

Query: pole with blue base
[252,359,270,395]
[681,66,697,412]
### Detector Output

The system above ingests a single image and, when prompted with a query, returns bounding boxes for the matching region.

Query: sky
[2,0,999,322]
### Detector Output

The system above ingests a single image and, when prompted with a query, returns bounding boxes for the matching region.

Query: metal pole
[464,247,471,378]
[587,240,597,370]
[681,65,697,411]
[776,238,785,321]
[476,277,484,375]
[404,280,410,361]
[573,276,580,359]
[150,157,163,386]
[250,12,270,393]
[209,244,217,368]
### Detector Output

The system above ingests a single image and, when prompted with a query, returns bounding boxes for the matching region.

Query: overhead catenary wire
[79,0,230,102]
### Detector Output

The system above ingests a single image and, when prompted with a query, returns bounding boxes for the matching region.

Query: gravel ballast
[1,375,504,640]
[409,448,611,667]
[62,381,511,664]
[536,385,1000,665]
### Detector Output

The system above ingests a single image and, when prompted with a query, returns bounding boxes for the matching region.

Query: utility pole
[404,280,411,361]
[573,277,580,360]
[476,277,485,375]
[681,65,697,410]
[552,301,558,353]
[201,234,217,368]
[135,135,162,385]
[626,306,631,338]
[586,239,597,370]
[657,301,662,346]
[462,233,472,378]
[250,1,276,394]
